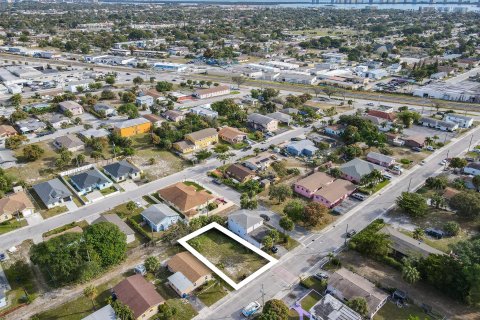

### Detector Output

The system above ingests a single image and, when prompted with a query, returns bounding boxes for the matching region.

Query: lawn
[1,261,39,313]
[154,267,179,300]
[374,301,431,320]
[196,279,229,306]
[187,229,269,283]
[300,290,322,311]
[35,275,126,320]
[100,186,117,196]
[288,308,300,320]
[300,276,327,293]
[102,202,143,219]
[359,180,390,195]
[40,205,68,219]
[183,181,204,191]
[42,220,89,238]
[0,219,27,235]
[163,299,198,320]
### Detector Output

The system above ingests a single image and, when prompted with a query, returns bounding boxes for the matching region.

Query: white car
[440,159,448,165]
[426,146,435,151]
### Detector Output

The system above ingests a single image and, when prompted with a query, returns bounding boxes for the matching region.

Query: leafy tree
[100,89,116,100]
[425,176,448,190]
[346,297,369,317]
[10,109,28,122]
[449,191,480,219]
[118,103,139,119]
[9,93,22,107]
[268,184,292,203]
[5,135,28,149]
[126,201,136,211]
[105,76,115,85]
[449,157,467,169]
[194,150,212,162]
[110,299,134,320]
[403,264,421,285]
[121,92,136,103]
[413,227,425,240]
[303,202,328,227]
[279,217,294,233]
[396,192,428,218]
[262,235,274,249]
[217,152,234,165]
[472,175,480,192]
[430,193,446,209]
[444,221,460,236]
[231,76,246,89]
[23,144,45,161]
[271,161,288,178]
[283,200,304,222]
[83,222,127,268]
[145,256,161,273]
[157,303,177,319]
[83,285,97,310]
[133,76,144,85]
[156,81,173,93]
[214,144,229,154]
[397,110,421,128]
[258,299,289,320]
[240,193,258,210]
[349,220,391,258]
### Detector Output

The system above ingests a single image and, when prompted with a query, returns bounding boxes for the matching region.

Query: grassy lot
[102,202,143,219]
[1,261,39,313]
[183,181,205,191]
[374,301,431,320]
[187,229,269,283]
[288,308,300,320]
[301,276,327,293]
[163,299,198,320]
[99,186,117,196]
[401,228,469,253]
[35,275,126,320]
[0,219,27,235]
[300,290,322,311]
[360,180,390,195]
[8,141,58,183]
[196,279,229,306]
[40,206,68,219]
[42,220,89,238]
[143,195,158,205]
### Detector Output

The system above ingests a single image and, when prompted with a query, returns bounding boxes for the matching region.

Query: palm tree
[412,228,425,240]
[83,285,97,310]
[217,152,235,165]
[425,137,434,146]
[402,264,421,284]
[430,193,446,209]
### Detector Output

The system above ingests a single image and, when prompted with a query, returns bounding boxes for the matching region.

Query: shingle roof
[168,272,194,293]
[247,113,276,126]
[295,172,334,192]
[311,294,362,320]
[218,126,246,140]
[380,226,445,258]
[228,210,263,230]
[70,168,110,190]
[113,118,150,129]
[314,179,356,203]
[225,163,255,182]
[82,304,116,320]
[186,128,217,142]
[340,158,383,181]
[103,160,140,179]
[93,214,134,237]
[0,191,34,215]
[113,275,165,318]
[167,252,211,284]
[366,152,395,164]
[32,178,72,206]
[141,203,180,225]
[54,135,84,149]
[158,182,214,214]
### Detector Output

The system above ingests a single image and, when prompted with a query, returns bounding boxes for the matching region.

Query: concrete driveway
[119,180,138,192]
[25,213,44,226]
[86,190,103,202]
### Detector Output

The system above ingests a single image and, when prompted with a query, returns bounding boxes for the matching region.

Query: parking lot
[403,123,458,143]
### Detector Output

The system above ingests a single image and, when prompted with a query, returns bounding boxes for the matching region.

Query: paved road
[196,126,480,320]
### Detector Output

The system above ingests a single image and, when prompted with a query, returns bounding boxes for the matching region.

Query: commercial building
[193,85,231,99]
[113,118,152,137]
[413,81,480,103]
[153,62,187,72]
[443,113,474,128]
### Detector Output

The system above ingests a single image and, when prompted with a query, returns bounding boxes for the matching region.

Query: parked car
[383,174,392,180]
[242,301,261,317]
[425,228,445,239]
[366,102,375,106]
[440,159,448,165]
[412,147,422,152]
[420,160,426,165]
[350,193,367,201]
[0,253,6,262]
[291,137,302,141]
[212,179,222,185]
[314,272,329,280]
[260,213,270,221]
[346,229,357,238]
[271,246,278,253]
[426,146,435,151]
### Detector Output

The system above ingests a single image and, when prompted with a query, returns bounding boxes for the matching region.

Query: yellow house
[113,118,152,137]
[173,128,218,154]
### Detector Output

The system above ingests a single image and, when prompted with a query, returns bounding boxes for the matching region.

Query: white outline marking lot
[177,222,278,290]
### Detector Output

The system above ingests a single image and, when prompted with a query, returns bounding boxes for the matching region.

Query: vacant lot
[8,141,58,183]
[187,229,269,283]
[374,301,432,320]
[196,279,230,306]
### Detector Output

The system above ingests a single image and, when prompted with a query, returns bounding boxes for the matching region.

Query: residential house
[403,135,425,148]
[135,95,154,107]
[339,158,384,183]
[0,191,35,222]
[112,274,165,320]
[418,117,458,132]
[266,112,292,125]
[163,110,185,122]
[379,226,444,259]
[243,152,274,171]
[69,168,113,195]
[66,80,93,93]
[157,182,214,218]
[286,140,318,157]
[324,124,345,136]
[38,113,71,130]
[142,114,164,127]
[82,304,116,320]
[227,210,268,248]
[443,113,474,128]
[193,85,230,99]
[363,115,393,132]
[141,203,181,232]
[58,101,84,116]
[113,118,152,137]
[385,133,405,147]
[294,172,335,199]
[15,118,47,134]
[225,163,256,183]
[167,252,213,296]
[79,128,110,140]
[247,113,278,132]
[0,125,17,141]
[309,294,362,320]
[464,162,480,176]
[93,214,135,244]
[173,128,218,154]
[218,126,247,144]
[32,178,72,209]
[367,106,396,121]
[327,268,388,319]
[103,160,141,182]
[280,108,299,115]
[94,103,116,117]
[53,134,85,152]
[366,152,395,167]
[189,106,218,119]
[313,179,356,208]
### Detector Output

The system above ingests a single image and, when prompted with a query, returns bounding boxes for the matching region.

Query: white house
[443,114,474,128]
[228,210,265,248]
[135,95,154,107]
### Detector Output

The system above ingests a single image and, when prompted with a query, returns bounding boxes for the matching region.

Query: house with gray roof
[53,134,85,152]
[69,168,113,195]
[366,152,396,168]
[141,203,181,232]
[82,304,116,320]
[339,158,384,183]
[32,178,73,209]
[79,128,110,140]
[94,103,117,117]
[247,113,278,132]
[103,160,141,182]
[228,210,265,247]
[93,213,135,244]
[168,272,194,297]
[287,139,318,157]
[15,118,47,134]
[266,112,292,125]
[380,226,444,258]
[310,293,362,320]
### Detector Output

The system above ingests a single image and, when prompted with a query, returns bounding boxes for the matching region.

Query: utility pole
[407,177,413,192]
[468,134,474,152]
[261,284,265,307]
[344,223,349,246]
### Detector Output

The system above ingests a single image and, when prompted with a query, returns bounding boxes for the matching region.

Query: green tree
[346,297,369,317]
[156,81,173,93]
[110,300,134,320]
[5,135,28,149]
[105,76,116,85]
[283,200,304,222]
[430,193,446,209]
[157,303,177,319]
[9,93,22,107]
[402,262,421,283]
[262,235,274,249]
[258,299,289,320]
[23,144,45,161]
[396,192,428,218]
[413,227,425,240]
[83,285,97,310]
[126,201,136,211]
[303,202,328,227]
[279,217,294,233]
[240,193,258,209]
[444,221,460,236]
[449,191,480,219]
[133,76,144,85]
[145,256,161,273]
[83,222,127,268]
[449,157,468,169]
[472,175,480,192]
[214,144,230,154]
[268,184,292,203]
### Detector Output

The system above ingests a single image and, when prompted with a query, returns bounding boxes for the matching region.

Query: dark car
[260,214,270,221]
[0,253,5,262]
[346,229,357,238]
[425,228,445,239]
[212,179,222,186]
[271,246,278,253]
[412,147,422,152]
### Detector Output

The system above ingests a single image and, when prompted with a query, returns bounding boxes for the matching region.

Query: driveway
[85,190,103,202]
[25,213,44,226]
[64,200,78,212]
[119,180,138,192]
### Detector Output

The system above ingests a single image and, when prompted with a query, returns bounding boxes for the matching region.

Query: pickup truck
[242,301,261,317]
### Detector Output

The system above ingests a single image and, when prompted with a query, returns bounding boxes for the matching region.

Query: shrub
[444,221,460,236]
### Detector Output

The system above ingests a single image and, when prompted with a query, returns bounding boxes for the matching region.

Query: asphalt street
[196,126,480,319]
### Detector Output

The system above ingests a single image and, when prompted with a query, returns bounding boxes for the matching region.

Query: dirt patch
[338,250,480,320]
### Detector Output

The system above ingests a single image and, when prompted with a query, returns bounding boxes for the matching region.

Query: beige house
[0,191,35,222]
[167,252,213,296]
[58,101,84,116]
[218,126,247,144]
[173,128,218,154]
[158,182,214,218]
